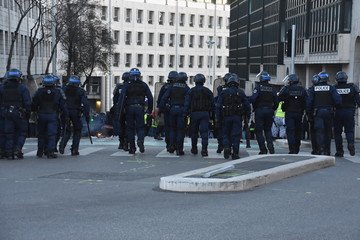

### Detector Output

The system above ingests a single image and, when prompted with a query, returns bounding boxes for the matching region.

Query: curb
[159,154,335,192]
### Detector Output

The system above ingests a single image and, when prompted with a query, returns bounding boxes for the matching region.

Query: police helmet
[167,71,178,83]
[53,75,61,86]
[177,72,188,82]
[5,68,22,81]
[129,68,141,81]
[223,73,232,83]
[312,74,320,86]
[227,76,240,87]
[194,73,206,84]
[335,71,348,83]
[42,75,56,86]
[68,75,81,86]
[318,72,329,83]
[122,72,130,82]
[257,71,271,82]
[285,74,299,84]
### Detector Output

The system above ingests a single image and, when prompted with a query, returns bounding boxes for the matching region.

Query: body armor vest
[313,85,333,108]
[126,81,145,102]
[256,85,274,108]
[65,86,81,109]
[38,88,58,114]
[286,85,306,112]
[336,83,354,109]
[191,88,211,112]
[222,88,243,116]
[170,83,187,106]
[3,83,22,107]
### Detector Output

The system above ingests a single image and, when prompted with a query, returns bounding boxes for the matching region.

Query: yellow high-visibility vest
[275,102,285,118]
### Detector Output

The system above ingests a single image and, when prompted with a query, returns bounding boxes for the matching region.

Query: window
[208,16,213,28]
[148,76,154,86]
[87,77,101,95]
[113,53,120,67]
[148,10,154,24]
[114,31,120,44]
[113,7,119,22]
[137,32,143,45]
[226,57,229,68]
[148,32,154,46]
[158,55,164,68]
[226,17,230,29]
[189,14,195,27]
[101,6,107,20]
[159,11,165,25]
[125,54,132,67]
[226,37,229,48]
[125,8,132,22]
[125,31,131,45]
[114,76,120,84]
[189,56,194,68]
[159,76,165,83]
[179,55,185,68]
[137,54,143,67]
[169,55,175,67]
[169,34,175,47]
[180,13,185,26]
[198,56,203,68]
[199,36,204,48]
[179,35,185,47]
[217,36,222,48]
[217,17,222,29]
[137,9,143,23]
[148,54,154,67]
[217,56,222,68]
[159,33,164,46]
[189,35,194,48]
[169,12,175,26]
[199,15,204,28]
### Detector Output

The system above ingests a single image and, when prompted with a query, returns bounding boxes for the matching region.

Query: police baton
[244,115,251,148]
[86,119,93,144]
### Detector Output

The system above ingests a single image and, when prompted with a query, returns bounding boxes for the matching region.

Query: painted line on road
[64,147,105,156]
[156,149,179,158]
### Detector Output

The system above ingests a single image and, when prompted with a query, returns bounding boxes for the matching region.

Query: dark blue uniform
[32,86,68,157]
[214,84,227,153]
[157,83,172,150]
[118,80,153,154]
[278,84,307,154]
[0,83,6,158]
[60,84,90,155]
[159,82,190,154]
[216,85,251,159]
[184,84,215,156]
[250,83,279,154]
[0,80,31,159]
[112,82,128,150]
[334,83,360,156]
[306,83,342,155]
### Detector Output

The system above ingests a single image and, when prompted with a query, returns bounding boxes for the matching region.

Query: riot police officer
[59,75,90,156]
[156,71,178,152]
[306,72,342,155]
[112,72,130,151]
[184,73,215,157]
[333,71,360,157]
[307,75,320,154]
[278,74,307,154]
[214,73,232,154]
[216,76,251,160]
[0,77,4,159]
[117,68,153,154]
[0,69,31,159]
[250,71,279,154]
[159,72,190,155]
[32,75,68,158]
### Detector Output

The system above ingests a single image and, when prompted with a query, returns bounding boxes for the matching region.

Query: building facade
[78,0,230,112]
[230,0,359,135]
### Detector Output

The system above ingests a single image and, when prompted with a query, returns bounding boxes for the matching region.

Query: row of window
[111,53,229,69]
[0,30,51,57]
[0,0,42,20]
[114,31,229,49]
[102,6,229,29]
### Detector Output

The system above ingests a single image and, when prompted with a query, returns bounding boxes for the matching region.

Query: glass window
[148,11,154,24]
[101,6,107,20]
[148,54,154,67]
[125,8,132,22]
[114,7,119,22]
[137,9,143,23]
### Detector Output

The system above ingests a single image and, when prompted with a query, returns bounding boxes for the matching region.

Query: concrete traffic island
[159,154,335,192]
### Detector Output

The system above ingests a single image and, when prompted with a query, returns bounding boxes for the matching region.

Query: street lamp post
[206,39,215,87]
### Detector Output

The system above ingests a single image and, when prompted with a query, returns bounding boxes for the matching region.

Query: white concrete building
[77,0,230,112]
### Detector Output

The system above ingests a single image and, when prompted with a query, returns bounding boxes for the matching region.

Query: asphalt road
[1,137,359,240]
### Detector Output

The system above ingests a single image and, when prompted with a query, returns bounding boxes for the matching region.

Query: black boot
[259,149,267,155]
[59,140,66,154]
[123,140,129,151]
[47,152,57,158]
[176,143,184,156]
[71,147,79,156]
[224,147,231,159]
[129,142,136,154]
[216,144,223,153]
[348,143,355,156]
[14,149,24,159]
[36,149,43,158]
[118,142,123,150]
[6,152,14,160]
[168,145,175,154]
[232,153,240,160]
[201,145,208,157]
[288,144,295,154]
[267,143,275,154]
[0,149,5,159]
[137,140,145,153]
[335,146,344,157]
